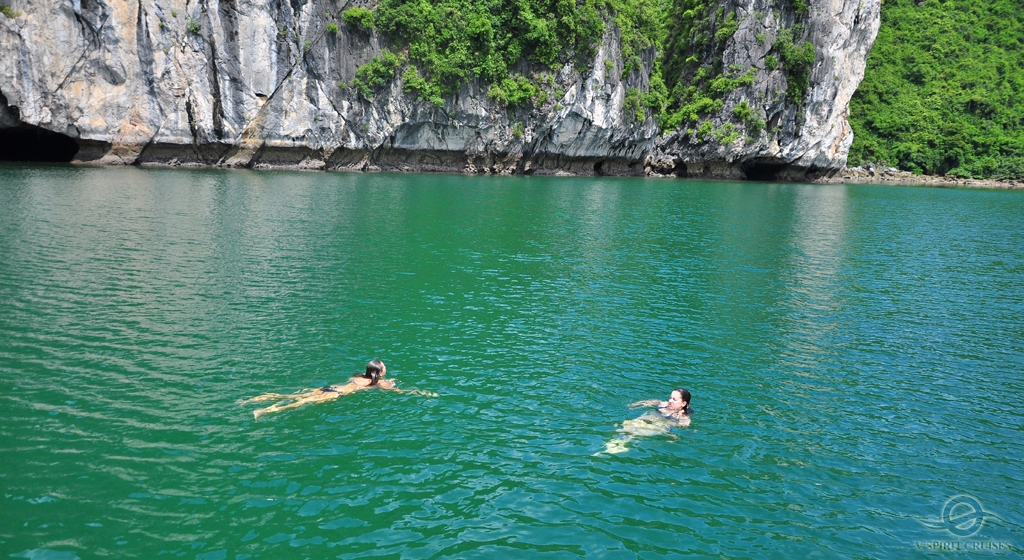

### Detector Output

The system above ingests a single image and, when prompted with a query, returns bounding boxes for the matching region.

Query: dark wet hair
[673,388,691,413]
[364,359,385,386]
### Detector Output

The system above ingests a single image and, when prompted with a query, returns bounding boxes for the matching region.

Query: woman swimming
[630,388,692,427]
[597,388,692,455]
[243,360,436,419]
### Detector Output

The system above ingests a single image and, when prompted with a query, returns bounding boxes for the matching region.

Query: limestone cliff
[650,0,881,180]
[0,0,879,180]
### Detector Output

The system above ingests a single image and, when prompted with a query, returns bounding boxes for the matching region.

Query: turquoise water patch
[0,164,1022,556]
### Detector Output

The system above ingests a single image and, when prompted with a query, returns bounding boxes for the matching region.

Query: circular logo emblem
[941,494,986,537]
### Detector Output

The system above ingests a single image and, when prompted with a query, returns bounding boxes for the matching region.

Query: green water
[1,164,1022,558]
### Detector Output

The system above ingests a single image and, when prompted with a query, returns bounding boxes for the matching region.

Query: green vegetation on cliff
[357,0,811,140]
[342,7,376,29]
[658,1,812,138]
[352,0,669,105]
[373,0,605,101]
[849,0,1024,179]
[351,49,405,98]
[349,0,1022,175]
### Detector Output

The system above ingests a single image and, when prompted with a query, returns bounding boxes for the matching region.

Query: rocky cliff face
[0,0,879,180]
[650,0,881,181]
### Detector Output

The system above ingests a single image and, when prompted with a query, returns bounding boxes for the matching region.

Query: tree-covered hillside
[848,0,1024,179]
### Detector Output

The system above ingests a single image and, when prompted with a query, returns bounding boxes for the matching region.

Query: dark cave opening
[741,161,789,181]
[0,125,80,163]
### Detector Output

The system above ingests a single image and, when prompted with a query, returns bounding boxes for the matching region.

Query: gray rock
[651,0,880,181]
[0,0,879,179]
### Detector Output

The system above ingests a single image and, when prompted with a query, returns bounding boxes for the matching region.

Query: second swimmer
[243,360,436,419]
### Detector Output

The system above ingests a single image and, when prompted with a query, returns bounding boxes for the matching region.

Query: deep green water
[1,164,1022,559]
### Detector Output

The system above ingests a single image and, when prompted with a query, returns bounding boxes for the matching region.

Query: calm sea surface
[1,164,1022,559]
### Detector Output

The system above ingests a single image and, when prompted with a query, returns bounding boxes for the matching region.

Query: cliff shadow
[0,92,79,162]
[0,124,80,163]
[741,161,790,181]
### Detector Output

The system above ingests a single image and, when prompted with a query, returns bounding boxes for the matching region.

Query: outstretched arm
[378,380,438,397]
[628,399,665,409]
[396,389,440,397]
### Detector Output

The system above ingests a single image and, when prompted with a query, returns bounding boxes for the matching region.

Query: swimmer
[629,388,692,427]
[597,388,692,455]
[243,360,437,419]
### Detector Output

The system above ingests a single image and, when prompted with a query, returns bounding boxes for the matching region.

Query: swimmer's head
[668,388,691,412]
[365,359,386,386]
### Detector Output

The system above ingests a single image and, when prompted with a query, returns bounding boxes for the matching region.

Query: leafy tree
[364,0,673,105]
[374,0,605,95]
[773,29,814,102]
[342,7,375,29]
[351,50,405,98]
[488,75,542,106]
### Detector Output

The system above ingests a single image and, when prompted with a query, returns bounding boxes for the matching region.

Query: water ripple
[1,168,1022,557]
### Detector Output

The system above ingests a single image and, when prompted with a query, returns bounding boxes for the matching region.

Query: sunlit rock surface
[650,0,881,181]
[0,0,879,180]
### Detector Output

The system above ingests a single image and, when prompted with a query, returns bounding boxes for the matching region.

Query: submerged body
[244,377,394,419]
[621,411,683,436]
[244,360,434,419]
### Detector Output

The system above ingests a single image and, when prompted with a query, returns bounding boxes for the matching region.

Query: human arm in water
[628,399,667,409]
[631,389,691,416]
[376,378,440,397]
